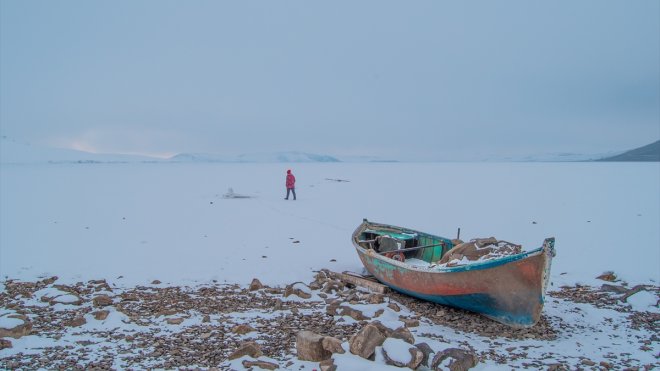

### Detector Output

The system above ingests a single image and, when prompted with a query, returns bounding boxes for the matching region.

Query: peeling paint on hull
[352,220,555,328]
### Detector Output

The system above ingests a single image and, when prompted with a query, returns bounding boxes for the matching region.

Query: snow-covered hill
[0,137,162,164]
[170,151,340,163]
[597,140,660,162]
[0,138,341,164]
[483,151,625,162]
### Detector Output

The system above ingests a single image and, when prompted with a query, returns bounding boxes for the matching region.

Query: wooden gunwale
[352,220,547,274]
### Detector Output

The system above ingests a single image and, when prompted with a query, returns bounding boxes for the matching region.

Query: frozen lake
[1,162,658,287]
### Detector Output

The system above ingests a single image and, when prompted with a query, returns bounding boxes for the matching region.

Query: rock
[93,294,113,307]
[242,360,279,370]
[381,345,407,367]
[321,282,341,294]
[232,324,256,335]
[391,326,415,344]
[42,276,59,285]
[382,344,425,369]
[285,282,312,299]
[250,278,264,291]
[0,315,32,339]
[151,280,161,285]
[200,332,212,340]
[374,309,385,317]
[326,301,341,316]
[319,358,337,371]
[66,316,87,327]
[349,323,387,360]
[370,321,394,337]
[596,271,617,282]
[400,316,420,327]
[600,361,613,369]
[93,310,110,321]
[600,284,629,294]
[166,318,184,325]
[368,294,384,304]
[581,359,596,366]
[431,348,478,371]
[388,303,401,312]
[156,309,179,317]
[322,336,345,355]
[0,338,12,350]
[415,342,434,368]
[296,331,332,361]
[120,293,139,302]
[406,348,424,370]
[228,341,263,360]
[338,306,369,321]
[345,293,360,303]
[315,269,332,282]
[202,314,211,323]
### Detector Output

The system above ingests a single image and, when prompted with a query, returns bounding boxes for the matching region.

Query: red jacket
[286,173,296,188]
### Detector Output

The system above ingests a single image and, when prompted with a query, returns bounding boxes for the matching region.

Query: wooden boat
[352,219,556,328]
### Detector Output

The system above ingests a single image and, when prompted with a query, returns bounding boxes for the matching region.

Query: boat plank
[338,272,389,294]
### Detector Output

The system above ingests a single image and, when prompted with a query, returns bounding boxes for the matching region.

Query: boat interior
[356,228,454,264]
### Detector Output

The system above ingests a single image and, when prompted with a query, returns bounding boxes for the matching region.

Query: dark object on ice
[352,219,556,328]
[325,178,350,182]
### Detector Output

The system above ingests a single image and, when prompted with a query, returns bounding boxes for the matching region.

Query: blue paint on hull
[385,281,538,327]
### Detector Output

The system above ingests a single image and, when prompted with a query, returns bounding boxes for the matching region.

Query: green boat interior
[357,228,454,263]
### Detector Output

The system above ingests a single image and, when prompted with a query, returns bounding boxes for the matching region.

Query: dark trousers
[285,188,296,200]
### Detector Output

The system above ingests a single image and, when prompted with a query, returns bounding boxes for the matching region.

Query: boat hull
[353,221,555,327]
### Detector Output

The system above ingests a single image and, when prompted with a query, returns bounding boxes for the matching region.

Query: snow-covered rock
[381,337,424,369]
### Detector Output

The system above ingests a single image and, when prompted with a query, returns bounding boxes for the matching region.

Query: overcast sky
[1,1,658,160]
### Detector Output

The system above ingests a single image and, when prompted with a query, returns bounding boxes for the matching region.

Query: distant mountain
[337,155,399,163]
[237,151,339,163]
[481,151,623,162]
[596,140,660,162]
[168,153,234,162]
[170,151,340,163]
[0,137,341,164]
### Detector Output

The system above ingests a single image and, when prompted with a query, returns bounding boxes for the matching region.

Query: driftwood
[337,271,389,294]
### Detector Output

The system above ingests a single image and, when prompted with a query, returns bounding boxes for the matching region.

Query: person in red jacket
[285,169,296,200]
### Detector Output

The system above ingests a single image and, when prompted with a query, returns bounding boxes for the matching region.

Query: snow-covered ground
[1,160,659,369]
[2,161,658,287]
